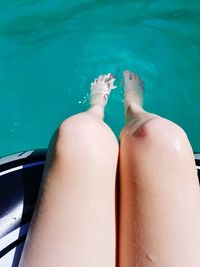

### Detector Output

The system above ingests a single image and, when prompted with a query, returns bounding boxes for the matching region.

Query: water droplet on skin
[146,253,157,262]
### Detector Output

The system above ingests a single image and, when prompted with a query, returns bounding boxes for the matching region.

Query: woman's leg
[19,74,119,267]
[118,70,200,267]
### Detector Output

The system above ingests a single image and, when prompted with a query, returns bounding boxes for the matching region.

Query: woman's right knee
[121,116,192,158]
[120,116,198,189]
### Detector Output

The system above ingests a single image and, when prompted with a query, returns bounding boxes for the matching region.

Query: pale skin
[19,70,200,267]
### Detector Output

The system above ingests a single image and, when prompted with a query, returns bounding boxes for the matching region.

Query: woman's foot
[90,73,116,108]
[123,70,144,113]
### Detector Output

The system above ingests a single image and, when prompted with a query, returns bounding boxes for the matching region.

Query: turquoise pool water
[0,0,200,156]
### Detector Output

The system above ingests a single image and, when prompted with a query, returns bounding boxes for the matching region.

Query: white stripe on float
[0,166,23,176]
[197,166,200,170]
[0,150,34,165]
[195,154,200,160]
[0,247,18,267]
[0,232,25,266]
[0,223,29,252]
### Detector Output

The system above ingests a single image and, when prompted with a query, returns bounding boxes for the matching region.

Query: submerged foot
[90,73,116,108]
[123,70,144,112]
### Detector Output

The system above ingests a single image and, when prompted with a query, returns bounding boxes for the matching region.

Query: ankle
[126,102,144,114]
[90,94,108,108]
[88,105,105,120]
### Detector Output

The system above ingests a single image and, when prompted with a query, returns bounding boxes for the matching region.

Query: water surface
[0,0,200,156]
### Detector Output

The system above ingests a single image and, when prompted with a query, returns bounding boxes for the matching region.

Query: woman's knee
[120,117,198,188]
[54,113,118,159]
[121,116,192,156]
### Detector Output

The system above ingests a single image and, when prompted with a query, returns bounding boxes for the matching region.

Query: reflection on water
[0,0,200,155]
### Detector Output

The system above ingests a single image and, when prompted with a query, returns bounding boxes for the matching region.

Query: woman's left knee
[54,113,118,159]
